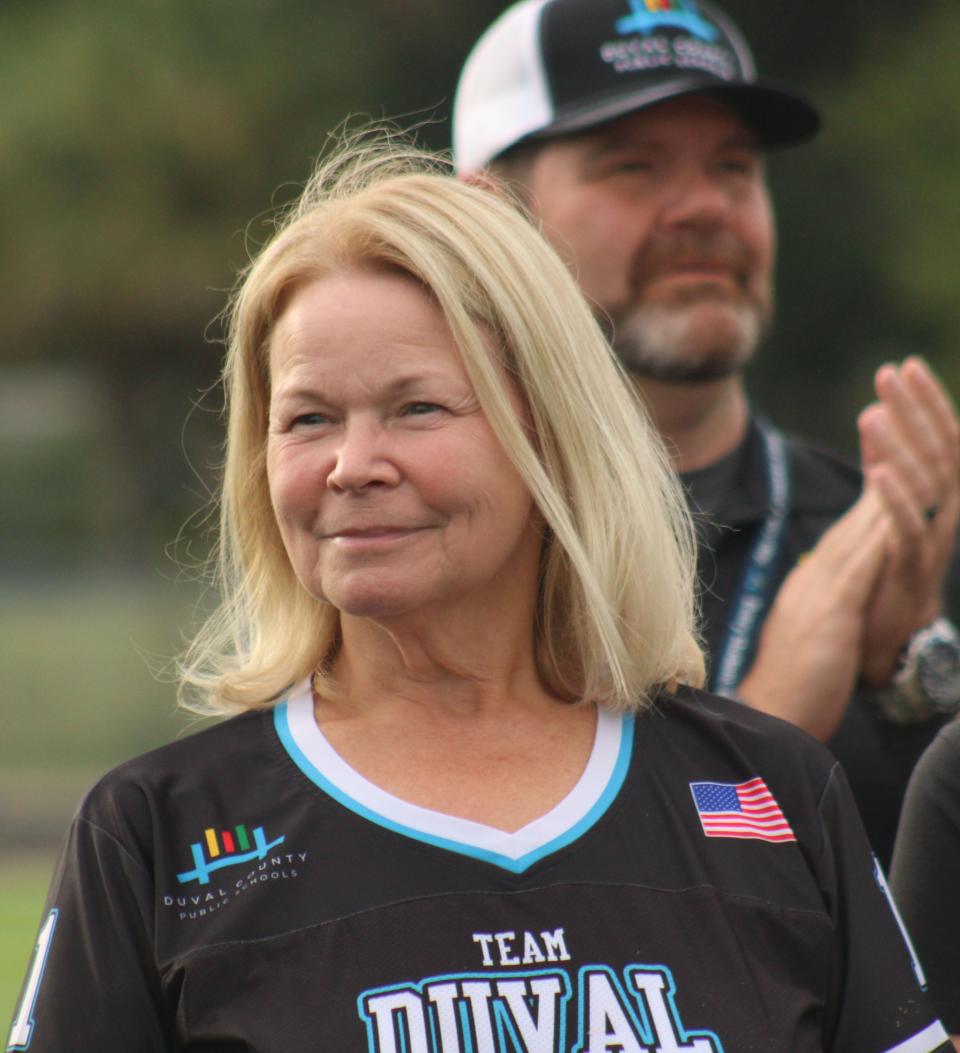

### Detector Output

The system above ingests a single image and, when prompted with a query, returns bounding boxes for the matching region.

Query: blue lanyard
[710,421,790,698]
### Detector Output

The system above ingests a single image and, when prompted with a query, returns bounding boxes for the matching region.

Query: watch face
[917,638,960,710]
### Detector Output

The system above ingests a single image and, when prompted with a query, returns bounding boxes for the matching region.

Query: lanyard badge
[710,422,790,699]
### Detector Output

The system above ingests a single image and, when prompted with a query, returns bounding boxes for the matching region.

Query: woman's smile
[325,525,431,549]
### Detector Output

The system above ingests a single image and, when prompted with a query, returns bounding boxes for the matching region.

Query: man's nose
[659,167,731,228]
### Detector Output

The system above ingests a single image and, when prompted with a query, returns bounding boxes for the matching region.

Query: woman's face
[266,266,542,624]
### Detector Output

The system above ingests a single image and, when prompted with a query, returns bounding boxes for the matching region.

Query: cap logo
[615,0,718,43]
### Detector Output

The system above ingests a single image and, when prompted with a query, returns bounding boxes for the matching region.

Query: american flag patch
[690,777,796,843]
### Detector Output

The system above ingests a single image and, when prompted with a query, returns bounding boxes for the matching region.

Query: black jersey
[7,682,950,1052]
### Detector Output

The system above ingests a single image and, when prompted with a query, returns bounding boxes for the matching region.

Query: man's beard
[605,231,772,384]
[610,293,770,384]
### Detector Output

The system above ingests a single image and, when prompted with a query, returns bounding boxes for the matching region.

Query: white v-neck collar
[273,680,633,874]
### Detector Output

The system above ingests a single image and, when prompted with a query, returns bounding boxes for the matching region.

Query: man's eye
[613,159,653,174]
[716,156,757,176]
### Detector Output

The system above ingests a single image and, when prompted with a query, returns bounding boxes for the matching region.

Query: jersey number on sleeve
[6,909,59,1052]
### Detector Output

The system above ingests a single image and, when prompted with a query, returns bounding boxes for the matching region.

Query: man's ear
[459,168,506,197]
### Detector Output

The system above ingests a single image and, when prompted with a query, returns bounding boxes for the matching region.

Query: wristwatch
[867,617,960,724]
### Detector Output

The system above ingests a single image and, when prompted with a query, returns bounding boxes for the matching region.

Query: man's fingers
[858,403,885,471]
[867,464,926,566]
[900,356,960,452]
[873,358,960,504]
[859,399,941,514]
[793,486,889,593]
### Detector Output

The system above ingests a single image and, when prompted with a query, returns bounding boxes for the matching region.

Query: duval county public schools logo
[177,823,286,886]
[616,0,718,42]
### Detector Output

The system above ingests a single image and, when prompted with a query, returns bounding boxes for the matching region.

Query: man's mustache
[632,231,754,286]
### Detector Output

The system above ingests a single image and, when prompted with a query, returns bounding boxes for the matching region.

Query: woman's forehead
[266,269,474,392]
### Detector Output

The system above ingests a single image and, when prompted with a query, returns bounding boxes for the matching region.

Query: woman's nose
[326,420,402,493]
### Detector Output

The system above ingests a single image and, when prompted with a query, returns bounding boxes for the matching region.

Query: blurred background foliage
[3,0,960,815]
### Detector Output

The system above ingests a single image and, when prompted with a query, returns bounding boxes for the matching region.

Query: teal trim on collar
[273,701,633,875]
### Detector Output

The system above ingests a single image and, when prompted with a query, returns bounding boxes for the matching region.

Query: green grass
[1,577,201,771]
[0,577,209,1035]
[0,854,57,1036]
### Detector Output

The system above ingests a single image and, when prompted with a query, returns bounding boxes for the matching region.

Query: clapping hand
[858,357,960,686]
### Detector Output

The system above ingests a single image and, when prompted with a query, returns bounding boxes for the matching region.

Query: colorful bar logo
[615,0,718,41]
[177,823,286,886]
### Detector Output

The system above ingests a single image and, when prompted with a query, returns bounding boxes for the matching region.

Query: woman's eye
[292,412,332,428]
[403,402,443,417]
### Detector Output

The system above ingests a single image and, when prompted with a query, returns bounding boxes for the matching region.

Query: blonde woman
[9,137,949,1053]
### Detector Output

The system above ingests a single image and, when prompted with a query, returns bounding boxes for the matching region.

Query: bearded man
[453,0,960,867]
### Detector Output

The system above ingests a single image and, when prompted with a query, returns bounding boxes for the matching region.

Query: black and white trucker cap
[453,0,820,172]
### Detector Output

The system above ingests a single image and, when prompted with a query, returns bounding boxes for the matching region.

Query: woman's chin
[328,581,427,623]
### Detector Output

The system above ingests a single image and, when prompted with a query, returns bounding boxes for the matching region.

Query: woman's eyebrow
[272,370,458,404]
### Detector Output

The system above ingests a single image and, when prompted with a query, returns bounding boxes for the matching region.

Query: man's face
[520,95,775,383]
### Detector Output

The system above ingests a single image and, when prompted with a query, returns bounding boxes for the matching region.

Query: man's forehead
[565,94,759,152]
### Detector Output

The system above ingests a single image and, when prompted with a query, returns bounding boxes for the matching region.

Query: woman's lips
[326,526,426,549]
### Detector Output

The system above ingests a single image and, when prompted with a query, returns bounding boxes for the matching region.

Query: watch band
[863,617,960,724]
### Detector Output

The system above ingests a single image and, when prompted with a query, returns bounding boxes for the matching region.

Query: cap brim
[529,76,821,149]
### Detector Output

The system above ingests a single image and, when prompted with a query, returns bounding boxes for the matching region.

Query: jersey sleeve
[5,813,174,1053]
[890,722,960,1035]
[815,761,952,1053]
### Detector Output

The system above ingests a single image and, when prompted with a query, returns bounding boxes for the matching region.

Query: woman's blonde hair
[179,129,704,715]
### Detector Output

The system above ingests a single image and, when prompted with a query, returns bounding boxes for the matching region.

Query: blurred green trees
[2,0,960,567]
[754,0,960,445]
[832,3,960,382]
